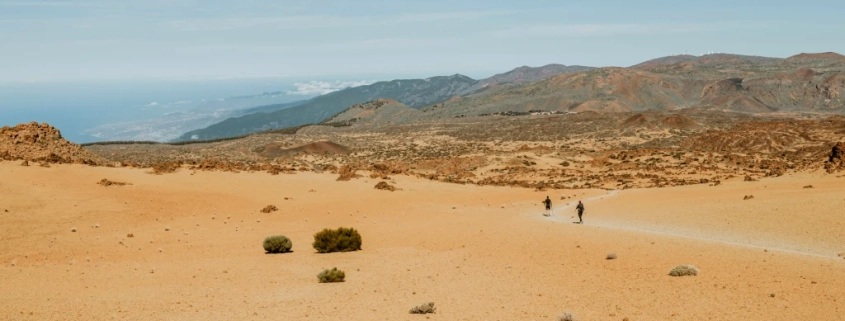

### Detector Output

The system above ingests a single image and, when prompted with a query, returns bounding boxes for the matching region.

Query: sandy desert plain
[2,111,845,321]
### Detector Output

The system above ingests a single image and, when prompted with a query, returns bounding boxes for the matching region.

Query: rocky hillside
[417,53,845,118]
[177,74,477,141]
[1,122,105,164]
[177,65,595,142]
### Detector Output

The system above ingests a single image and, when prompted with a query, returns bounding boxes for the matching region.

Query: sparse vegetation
[313,227,362,253]
[669,265,699,277]
[317,267,345,283]
[262,235,292,253]
[558,312,576,321]
[374,181,397,191]
[409,302,436,314]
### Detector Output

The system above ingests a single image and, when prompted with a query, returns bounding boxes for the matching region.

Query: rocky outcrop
[0,122,104,165]
[825,142,845,173]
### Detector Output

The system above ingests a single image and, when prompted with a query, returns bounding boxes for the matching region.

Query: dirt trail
[539,178,844,259]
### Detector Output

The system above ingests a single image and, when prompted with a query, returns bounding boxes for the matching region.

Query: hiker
[543,196,552,216]
[575,200,585,224]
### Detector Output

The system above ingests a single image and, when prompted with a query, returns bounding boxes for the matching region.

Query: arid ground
[2,161,843,321]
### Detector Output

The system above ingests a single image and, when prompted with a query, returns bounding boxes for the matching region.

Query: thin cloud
[493,22,770,38]
[161,10,511,32]
[287,80,374,96]
[0,1,106,7]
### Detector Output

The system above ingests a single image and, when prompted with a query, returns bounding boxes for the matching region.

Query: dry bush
[336,165,360,181]
[263,235,292,253]
[317,267,345,283]
[669,265,699,277]
[558,312,576,321]
[374,181,397,191]
[151,162,181,174]
[313,227,362,253]
[409,302,436,314]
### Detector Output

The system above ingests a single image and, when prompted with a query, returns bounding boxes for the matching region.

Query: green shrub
[312,227,362,253]
[317,267,345,283]
[669,265,699,277]
[262,235,292,253]
[409,302,436,314]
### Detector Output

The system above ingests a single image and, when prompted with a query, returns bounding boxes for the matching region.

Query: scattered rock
[606,253,617,260]
[374,181,397,191]
[260,205,278,213]
[744,175,757,182]
[803,185,814,189]
[743,195,754,200]
[97,179,129,187]
[20,160,28,166]
[71,227,77,232]
[127,233,134,238]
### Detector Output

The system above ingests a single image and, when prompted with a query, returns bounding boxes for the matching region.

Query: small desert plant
[313,227,362,253]
[317,267,345,283]
[262,235,293,253]
[606,253,617,260]
[409,302,436,314]
[558,311,576,321]
[669,265,699,277]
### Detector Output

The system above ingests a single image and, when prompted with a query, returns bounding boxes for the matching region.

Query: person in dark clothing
[543,196,552,216]
[575,201,585,224]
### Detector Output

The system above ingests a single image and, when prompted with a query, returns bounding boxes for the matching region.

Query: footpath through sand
[540,176,844,260]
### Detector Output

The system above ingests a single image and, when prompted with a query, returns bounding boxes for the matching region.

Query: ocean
[0,78,311,143]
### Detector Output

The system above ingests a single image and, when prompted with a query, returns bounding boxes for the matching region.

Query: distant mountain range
[177,64,594,141]
[176,52,845,141]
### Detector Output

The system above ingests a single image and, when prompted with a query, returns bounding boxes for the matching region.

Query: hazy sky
[2,0,844,83]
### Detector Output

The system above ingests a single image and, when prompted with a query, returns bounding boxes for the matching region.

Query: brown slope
[422,67,707,118]
[631,53,781,70]
[321,99,422,125]
[700,69,845,112]
[660,114,700,129]
[786,52,845,62]
[257,141,350,159]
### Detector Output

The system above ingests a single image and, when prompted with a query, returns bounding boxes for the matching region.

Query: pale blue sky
[2,0,844,83]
